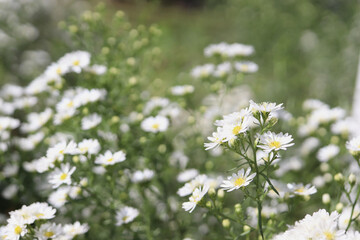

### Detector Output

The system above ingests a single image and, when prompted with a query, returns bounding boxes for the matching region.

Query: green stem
[346,186,360,232]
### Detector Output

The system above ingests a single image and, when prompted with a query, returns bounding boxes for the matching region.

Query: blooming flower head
[141,115,169,133]
[182,184,210,213]
[63,221,89,238]
[81,113,102,130]
[249,100,283,114]
[77,138,101,155]
[258,131,294,153]
[220,168,256,192]
[346,136,360,155]
[59,51,91,73]
[115,206,139,226]
[4,221,27,240]
[234,61,258,73]
[177,174,209,197]
[190,64,215,79]
[35,223,62,240]
[131,169,155,183]
[48,163,76,188]
[95,150,126,165]
[287,183,317,197]
[170,85,194,96]
[316,144,340,162]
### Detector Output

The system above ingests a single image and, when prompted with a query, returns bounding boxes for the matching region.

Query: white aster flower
[77,139,100,155]
[48,187,70,208]
[346,136,360,155]
[48,163,76,188]
[4,221,27,240]
[258,131,294,153]
[35,223,63,240]
[63,221,89,238]
[182,184,209,213]
[171,85,194,96]
[177,169,199,182]
[287,183,317,197]
[81,113,102,130]
[316,144,340,162]
[190,64,215,79]
[141,115,169,133]
[220,168,256,192]
[213,62,232,77]
[59,51,91,73]
[85,64,107,75]
[95,150,126,165]
[204,129,224,150]
[249,100,283,113]
[131,169,155,183]
[177,174,209,197]
[115,206,139,226]
[234,61,258,73]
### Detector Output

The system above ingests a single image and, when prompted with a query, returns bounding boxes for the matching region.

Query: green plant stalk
[346,185,360,232]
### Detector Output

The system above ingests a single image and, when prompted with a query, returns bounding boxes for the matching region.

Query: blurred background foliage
[1,0,360,112]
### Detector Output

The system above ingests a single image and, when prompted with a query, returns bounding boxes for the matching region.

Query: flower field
[0,0,360,239]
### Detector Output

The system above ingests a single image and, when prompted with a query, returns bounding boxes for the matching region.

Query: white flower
[177,175,209,197]
[59,51,91,73]
[204,129,224,150]
[95,150,126,165]
[331,118,357,135]
[191,64,215,79]
[46,141,78,163]
[77,139,100,155]
[115,206,139,226]
[63,221,89,238]
[48,163,76,188]
[81,113,102,130]
[234,61,258,73]
[287,183,317,197]
[177,169,199,182]
[182,184,209,213]
[258,131,294,153]
[85,64,107,75]
[143,97,169,115]
[35,223,63,240]
[220,168,256,192]
[131,169,155,183]
[170,85,195,96]
[346,136,360,154]
[316,144,340,162]
[20,108,53,133]
[4,221,27,240]
[141,115,169,133]
[249,100,283,113]
[213,62,232,77]
[48,187,70,208]
[0,116,20,132]
[302,99,329,111]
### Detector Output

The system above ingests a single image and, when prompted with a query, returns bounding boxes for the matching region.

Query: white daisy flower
[59,51,91,73]
[346,136,360,154]
[35,223,63,240]
[4,220,27,240]
[234,61,258,73]
[249,100,283,113]
[258,131,294,153]
[63,221,89,238]
[77,139,100,155]
[115,206,139,226]
[287,183,317,197]
[213,61,232,77]
[190,64,215,79]
[316,144,340,162]
[95,150,126,165]
[177,175,209,197]
[170,85,194,96]
[141,115,169,133]
[48,187,70,208]
[85,64,107,75]
[131,169,155,183]
[204,129,224,150]
[48,163,76,188]
[81,113,102,130]
[182,184,210,213]
[220,168,256,192]
[177,169,199,183]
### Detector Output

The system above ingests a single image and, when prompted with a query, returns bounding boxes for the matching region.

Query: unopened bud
[243,225,251,232]
[72,156,79,163]
[235,203,242,214]
[222,219,230,228]
[320,163,330,172]
[217,189,225,199]
[336,202,344,212]
[334,173,344,182]
[205,201,212,208]
[348,173,356,185]
[111,116,120,124]
[208,188,216,198]
[322,193,330,204]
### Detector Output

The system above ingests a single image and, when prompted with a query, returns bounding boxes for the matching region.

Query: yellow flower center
[44,231,54,238]
[295,187,304,193]
[234,177,246,186]
[60,173,68,180]
[36,213,44,218]
[122,216,129,222]
[152,123,159,130]
[107,158,114,162]
[73,60,80,66]
[79,147,88,153]
[66,101,74,108]
[324,231,335,240]
[56,67,62,74]
[269,141,281,149]
[232,125,242,135]
[240,65,249,71]
[14,226,22,235]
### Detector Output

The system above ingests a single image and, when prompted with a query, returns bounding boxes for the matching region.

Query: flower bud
[235,204,242,214]
[111,116,120,124]
[208,188,216,198]
[72,156,79,163]
[348,173,356,185]
[336,202,344,212]
[205,201,212,209]
[320,163,330,172]
[334,173,344,182]
[217,189,225,199]
[222,219,230,229]
[322,193,330,204]
[243,225,251,232]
